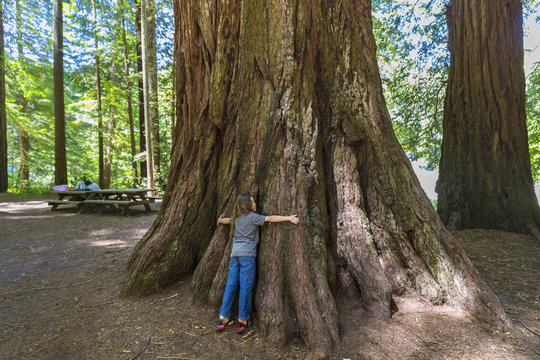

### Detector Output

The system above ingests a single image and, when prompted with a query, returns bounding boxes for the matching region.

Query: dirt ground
[1,194,539,360]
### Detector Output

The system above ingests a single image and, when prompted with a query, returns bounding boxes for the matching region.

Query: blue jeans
[219,256,256,321]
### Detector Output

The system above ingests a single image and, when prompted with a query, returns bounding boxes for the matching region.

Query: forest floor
[0,193,539,360]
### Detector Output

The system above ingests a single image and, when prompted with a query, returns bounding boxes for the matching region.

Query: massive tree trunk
[124,0,510,356]
[53,0,67,185]
[437,0,540,234]
[0,0,7,193]
[92,0,104,188]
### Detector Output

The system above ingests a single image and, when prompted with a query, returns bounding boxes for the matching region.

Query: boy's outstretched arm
[265,214,299,224]
[217,216,230,225]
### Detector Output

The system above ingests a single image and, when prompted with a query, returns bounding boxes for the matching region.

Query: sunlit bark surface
[124,0,511,356]
[438,0,540,234]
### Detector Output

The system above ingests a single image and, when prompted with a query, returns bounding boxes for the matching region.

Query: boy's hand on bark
[217,215,227,225]
[289,215,299,224]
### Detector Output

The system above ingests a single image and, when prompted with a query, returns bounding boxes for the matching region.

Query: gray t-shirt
[230,212,266,257]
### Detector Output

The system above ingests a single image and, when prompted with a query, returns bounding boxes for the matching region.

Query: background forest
[1,0,539,195]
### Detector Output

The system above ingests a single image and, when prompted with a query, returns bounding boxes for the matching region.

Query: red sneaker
[235,321,250,333]
[215,319,233,331]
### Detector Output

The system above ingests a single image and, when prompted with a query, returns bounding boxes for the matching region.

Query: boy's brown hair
[229,194,253,238]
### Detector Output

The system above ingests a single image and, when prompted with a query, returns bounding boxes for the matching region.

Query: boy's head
[235,194,255,215]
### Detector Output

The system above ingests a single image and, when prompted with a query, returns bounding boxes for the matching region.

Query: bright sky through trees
[524,2,540,72]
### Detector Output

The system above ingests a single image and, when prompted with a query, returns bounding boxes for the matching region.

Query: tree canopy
[1,0,539,191]
[2,0,174,191]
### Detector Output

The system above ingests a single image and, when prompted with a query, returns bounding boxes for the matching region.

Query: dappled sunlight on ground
[394,296,469,321]
[89,228,115,237]
[335,295,534,360]
[0,213,78,220]
[0,200,50,212]
[88,239,129,248]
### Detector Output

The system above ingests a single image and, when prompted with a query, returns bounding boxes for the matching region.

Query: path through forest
[0,194,538,359]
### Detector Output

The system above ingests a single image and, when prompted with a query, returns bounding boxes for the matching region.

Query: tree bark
[141,0,154,191]
[103,60,119,189]
[172,0,183,151]
[124,0,511,356]
[53,0,67,185]
[121,0,138,187]
[146,0,160,185]
[135,0,147,183]
[16,0,29,190]
[92,0,104,188]
[437,0,540,234]
[18,132,29,188]
[171,55,175,142]
[0,0,7,193]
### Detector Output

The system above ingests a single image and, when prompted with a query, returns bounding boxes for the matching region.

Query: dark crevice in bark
[406,230,437,282]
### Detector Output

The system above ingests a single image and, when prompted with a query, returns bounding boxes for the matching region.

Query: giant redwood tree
[124,0,510,356]
[437,0,540,234]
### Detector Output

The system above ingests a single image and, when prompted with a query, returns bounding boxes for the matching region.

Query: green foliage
[374,0,540,176]
[2,0,537,192]
[373,0,448,170]
[3,0,174,192]
[527,62,540,181]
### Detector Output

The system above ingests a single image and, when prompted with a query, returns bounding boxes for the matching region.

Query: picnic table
[48,188,157,216]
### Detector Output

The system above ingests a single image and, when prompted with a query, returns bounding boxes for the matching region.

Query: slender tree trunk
[92,0,104,188]
[103,61,119,189]
[146,0,160,185]
[135,0,146,183]
[437,0,540,234]
[121,0,138,187]
[103,123,113,189]
[0,0,7,192]
[16,0,29,190]
[124,0,511,356]
[141,0,154,191]
[53,0,67,185]
[18,132,29,187]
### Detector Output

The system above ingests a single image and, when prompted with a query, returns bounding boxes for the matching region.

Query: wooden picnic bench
[48,189,157,215]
